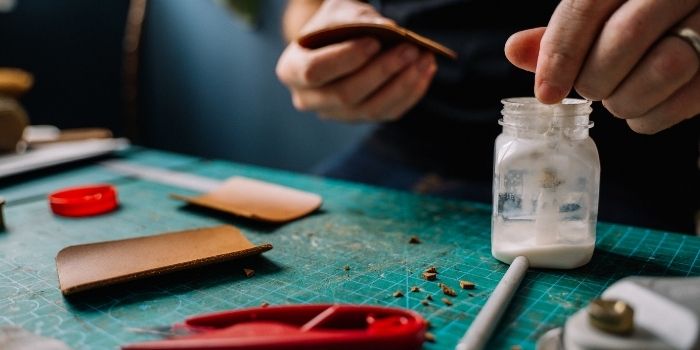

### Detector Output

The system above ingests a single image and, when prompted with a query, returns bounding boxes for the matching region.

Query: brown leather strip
[298,23,458,60]
[56,225,272,295]
[172,177,322,223]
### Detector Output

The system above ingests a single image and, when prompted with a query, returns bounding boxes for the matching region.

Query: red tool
[48,184,118,217]
[122,304,428,350]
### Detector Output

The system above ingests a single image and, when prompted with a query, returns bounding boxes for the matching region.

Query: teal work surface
[1,147,699,349]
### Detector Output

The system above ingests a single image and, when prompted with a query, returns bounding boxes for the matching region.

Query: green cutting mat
[1,148,699,350]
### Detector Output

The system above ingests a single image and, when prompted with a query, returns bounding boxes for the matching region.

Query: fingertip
[535,81,568,104]
[503,33,526,67]
[504,28,545,73]
[626,119,659,135]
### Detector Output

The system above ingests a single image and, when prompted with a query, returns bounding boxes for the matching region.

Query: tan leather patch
[298,23,458,60]
[56,225,272,295]
[172,177,322,223]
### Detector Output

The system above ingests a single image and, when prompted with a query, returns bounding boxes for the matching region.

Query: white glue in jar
[491,98,600,269]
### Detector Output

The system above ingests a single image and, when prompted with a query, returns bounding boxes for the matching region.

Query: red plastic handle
[122,304,427,350]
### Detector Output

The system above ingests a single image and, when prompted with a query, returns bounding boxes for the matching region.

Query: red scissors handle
[122,304,427,350]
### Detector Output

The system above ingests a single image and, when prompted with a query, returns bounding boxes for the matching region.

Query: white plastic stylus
[455,255,529,350]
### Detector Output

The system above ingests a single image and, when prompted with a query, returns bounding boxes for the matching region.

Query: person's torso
[373,0,559,122]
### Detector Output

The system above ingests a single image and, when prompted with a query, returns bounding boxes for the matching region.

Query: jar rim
[501,97,590,106]
[501,97,592,117]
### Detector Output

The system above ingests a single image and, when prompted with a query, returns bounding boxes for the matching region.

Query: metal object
[587,299,634,335]
[537,277,700,350]
[456,256,529,350]
[672,27,700,57]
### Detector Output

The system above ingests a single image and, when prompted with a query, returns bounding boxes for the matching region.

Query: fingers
[319,52,437,122]
[535,0,624,103]
[276,37,381,88]
[603,36,699,119]
[575,0,699,100]
[277,0,430,123]
[365,53,437,121]
[290,43,420,111]
[504,27,546,73]
[603,8,700,134]
[621,73,700,134]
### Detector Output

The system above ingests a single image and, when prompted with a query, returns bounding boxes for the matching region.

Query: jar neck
[500,98,593,140]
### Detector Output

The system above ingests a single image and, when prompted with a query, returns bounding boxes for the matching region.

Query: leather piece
[0,97,28,152]
[297,23,458,60]
[55,225,272,295]
[172,177,322,223]
[0,68,34,97]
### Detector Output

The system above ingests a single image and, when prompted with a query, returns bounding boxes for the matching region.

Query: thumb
[505,27,546,73]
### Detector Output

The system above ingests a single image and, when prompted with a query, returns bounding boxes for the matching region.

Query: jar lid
[48,184,118,217]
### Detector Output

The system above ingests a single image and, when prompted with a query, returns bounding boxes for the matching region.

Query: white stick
[455,256,529,350]
[100,160,222,192]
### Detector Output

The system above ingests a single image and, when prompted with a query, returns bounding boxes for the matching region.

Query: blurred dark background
[0,0,370,172]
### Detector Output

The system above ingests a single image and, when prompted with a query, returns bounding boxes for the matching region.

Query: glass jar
[491,97,600,269]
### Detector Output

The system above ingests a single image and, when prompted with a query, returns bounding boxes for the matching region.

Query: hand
[505,0,700,134]
[276,0,437,123]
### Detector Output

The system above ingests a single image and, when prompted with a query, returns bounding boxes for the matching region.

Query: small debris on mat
[424,266,437,273]
[421,300,430,306]
[441,284,457,297]
[460,280,475,289]
[424,332,436,343]
[343,265,350,271]
[422,272,437,281]
[260,302,269,308]
[426,294,433,301]
[409,236,421,244]
[410,286,421,292]
[441,297,452,306]
[468,293,475,297]
[426,320,432,329]
[243,268,255,277]
[393,290,404,298]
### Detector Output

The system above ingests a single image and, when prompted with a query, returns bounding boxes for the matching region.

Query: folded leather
[297,23,458,60]
[56,225,272,295]
[172,177,322,223]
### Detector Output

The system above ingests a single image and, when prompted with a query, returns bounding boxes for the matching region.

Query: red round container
[48,184,118,217]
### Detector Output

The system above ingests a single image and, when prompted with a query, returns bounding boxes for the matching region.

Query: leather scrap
[298,23,457,60]
[172,177,322,223]
[56,225,272,295]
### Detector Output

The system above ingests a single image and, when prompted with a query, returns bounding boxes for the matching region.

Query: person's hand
[276,0,437,123]
[505,1,700,134]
